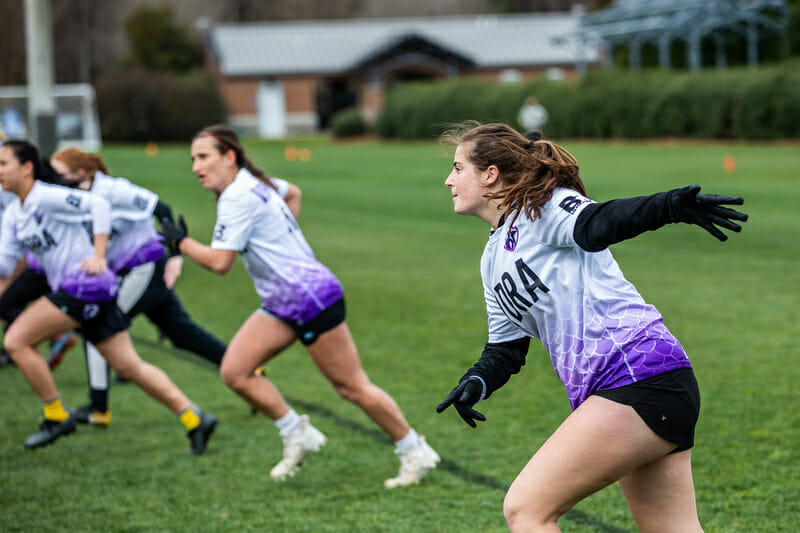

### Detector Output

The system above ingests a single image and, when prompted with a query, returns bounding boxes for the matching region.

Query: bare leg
[620,450,703,532]
[96,331,191,413]
[218,311,297,420]
[502,395,695,532]
[3,297,79,400]
[307,322,410,441]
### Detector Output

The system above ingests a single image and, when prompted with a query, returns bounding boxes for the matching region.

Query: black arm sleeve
[460,337,530,400]
[573,191,678,252]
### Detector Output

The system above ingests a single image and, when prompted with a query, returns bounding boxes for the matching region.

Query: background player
[0,140,216,453]
[159,124,440,487]
[48,147,229,426]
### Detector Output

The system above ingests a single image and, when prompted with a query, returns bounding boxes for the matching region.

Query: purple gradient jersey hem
[111,238,165,273]
[264,281,344,324]
[25,251,44,274]
[568,336,692,410]
[59,269,119,302]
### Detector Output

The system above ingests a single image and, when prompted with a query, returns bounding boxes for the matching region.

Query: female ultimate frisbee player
[160,125,439,487]
[436,123,747,531]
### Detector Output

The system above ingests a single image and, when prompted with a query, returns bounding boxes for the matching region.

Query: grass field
[1,137,798,532]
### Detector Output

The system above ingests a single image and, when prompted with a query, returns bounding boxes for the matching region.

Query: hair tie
[525,130,542,143]
[200,131,231,151]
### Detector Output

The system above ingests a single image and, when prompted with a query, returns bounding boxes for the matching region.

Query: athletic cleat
[384,436,440,488]
[270,415,326,481]
[24,416,77,449]
[72,405,112,427]
[48,332,78,370]
[187,411,218,455]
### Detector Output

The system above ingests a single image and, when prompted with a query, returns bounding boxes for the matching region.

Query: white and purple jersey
[269,177,290,198]
[0,180,117,301]
[211,168,342,323]
[88,171,163,272]
[481,188,691,410]
[1,189,44,274]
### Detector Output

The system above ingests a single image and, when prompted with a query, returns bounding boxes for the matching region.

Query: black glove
[669,185,748,241]
[436,378,486,428]
[158,214,188,255]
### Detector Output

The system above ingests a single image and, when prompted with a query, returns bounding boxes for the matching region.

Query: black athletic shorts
[260,297,346,346]
[594,367,700,452]
[47,290,130,345]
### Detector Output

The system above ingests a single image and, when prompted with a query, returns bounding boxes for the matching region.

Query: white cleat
[384,435,440,488]
[270,415,326,481]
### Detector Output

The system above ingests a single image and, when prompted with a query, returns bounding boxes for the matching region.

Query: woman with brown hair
[435,123,747,531]
[159,124,440,487]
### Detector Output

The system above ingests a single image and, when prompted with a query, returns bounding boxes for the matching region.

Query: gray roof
[207,13,598,77]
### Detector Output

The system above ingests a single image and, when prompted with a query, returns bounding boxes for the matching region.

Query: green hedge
[95,69,225,142]
[329,107,367,137]
[376,60,800,140]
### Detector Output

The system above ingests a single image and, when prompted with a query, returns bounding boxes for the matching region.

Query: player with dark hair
[47,147,229,426]
[0,139,216,452]
[435,123,747,531]
[159,124,440,487]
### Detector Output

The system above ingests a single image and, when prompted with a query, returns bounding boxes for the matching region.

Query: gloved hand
[436,377,486,428]
[158,214,188,255]
[669,185,748,241]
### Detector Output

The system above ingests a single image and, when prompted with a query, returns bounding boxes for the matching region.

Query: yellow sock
[179,406,201,431]
[43,397,70,422]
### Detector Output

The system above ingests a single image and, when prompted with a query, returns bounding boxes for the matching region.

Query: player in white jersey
[159,124,439,487]
[434,124,748,532]
[48,147,229,427]
[0,140,216,452]
[0,163,78,368]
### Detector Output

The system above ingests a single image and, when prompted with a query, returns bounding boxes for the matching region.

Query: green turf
[1,138,797,532]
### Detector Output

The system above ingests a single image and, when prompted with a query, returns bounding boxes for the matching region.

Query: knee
[3,329,27,355]
[332,380,365,404]
[503,487,564,532]
[219,363,246,391]
[503,490,527,531]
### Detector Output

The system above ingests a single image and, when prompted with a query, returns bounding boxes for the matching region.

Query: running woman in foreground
[435,123,747,532]
[0,140,216,453]
[48,147,229,427]
[159,125,439,487]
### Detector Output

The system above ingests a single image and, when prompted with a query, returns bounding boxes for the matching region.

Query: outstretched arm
[574,184,748,252]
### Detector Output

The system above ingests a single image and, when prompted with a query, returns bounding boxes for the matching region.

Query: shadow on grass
[133,335,631,533]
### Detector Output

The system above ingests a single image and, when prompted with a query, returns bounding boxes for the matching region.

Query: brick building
[202,12,599,136]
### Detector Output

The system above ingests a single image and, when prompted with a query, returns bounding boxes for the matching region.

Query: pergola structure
[570,0,790,71]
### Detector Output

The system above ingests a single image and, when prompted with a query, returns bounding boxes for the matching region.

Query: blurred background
[2,0,799,153]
